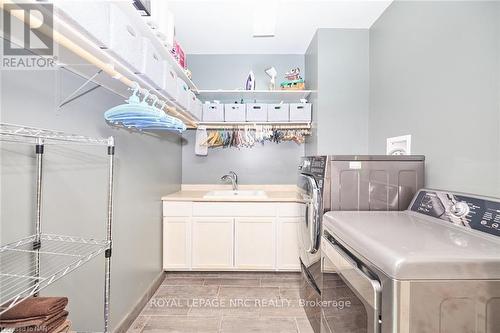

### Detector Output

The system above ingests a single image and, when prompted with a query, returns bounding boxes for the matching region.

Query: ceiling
[168,0,393,55]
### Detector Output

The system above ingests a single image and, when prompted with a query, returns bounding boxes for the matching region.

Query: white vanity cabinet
[277,218,301,269]
[162,201,304,271]
[234,218,275,270]
[192,218,234,269]
[162,217,190,269]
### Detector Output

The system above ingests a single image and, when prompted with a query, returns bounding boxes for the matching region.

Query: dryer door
[321,233,381,333]
[298,173,322,254]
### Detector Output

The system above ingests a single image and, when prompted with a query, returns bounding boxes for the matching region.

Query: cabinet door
[235,218,275,270]
[277,218,301,270]
[192,218,234,269]
[163,217,190,270]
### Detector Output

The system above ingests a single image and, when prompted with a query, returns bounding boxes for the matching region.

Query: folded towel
[1,297,68,328]
[53,319,71,333]
[13,311,68,333]
[1,316,45,328]
[1,297,68,321]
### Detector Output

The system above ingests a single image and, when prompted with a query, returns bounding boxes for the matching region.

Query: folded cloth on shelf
[53,319,71,333]
[13,311,68,333]
[0,297,68,328]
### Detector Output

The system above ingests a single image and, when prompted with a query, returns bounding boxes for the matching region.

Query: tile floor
[128,272,314,333]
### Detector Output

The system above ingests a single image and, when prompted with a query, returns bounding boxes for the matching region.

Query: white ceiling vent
[252,1,278,38]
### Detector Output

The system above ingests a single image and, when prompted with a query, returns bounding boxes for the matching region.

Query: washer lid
[323,211,500,280]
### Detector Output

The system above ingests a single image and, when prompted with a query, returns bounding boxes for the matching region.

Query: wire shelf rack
[0,123,113,146]
[0,234,110,315]
[0,122,115,331]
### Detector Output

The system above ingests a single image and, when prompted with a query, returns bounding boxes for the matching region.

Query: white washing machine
[321,189,500,333]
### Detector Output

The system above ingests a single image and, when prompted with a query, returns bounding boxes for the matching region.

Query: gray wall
[182,54,305,185]
[305,29,370,156]
[188,54,305,91]
[304,32,319,156]
[0,69,182,330]
[369,1,500,197]
[182,130,304,184]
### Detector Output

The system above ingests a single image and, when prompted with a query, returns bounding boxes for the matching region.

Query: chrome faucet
[221,171,238,191]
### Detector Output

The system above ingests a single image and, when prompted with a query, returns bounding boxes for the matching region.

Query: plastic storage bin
[246,104,268,122]
[289,103,312,122]
[224,104,246,122]
[191,98,203,121]
[267,104,290,122]
[56,1,111,48]
[176,78,189,109]
[161,63,178,100]
[187,92,202,120]
[202,103,224,122]
[109,5,143,74]
[139,38,164,89]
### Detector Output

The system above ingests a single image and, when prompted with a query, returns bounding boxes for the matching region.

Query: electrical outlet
[387,135,411,155]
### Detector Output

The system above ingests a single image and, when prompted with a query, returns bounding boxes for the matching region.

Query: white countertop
[161,185,304,203]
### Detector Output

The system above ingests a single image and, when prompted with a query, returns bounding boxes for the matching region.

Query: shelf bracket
[58,69,103,109]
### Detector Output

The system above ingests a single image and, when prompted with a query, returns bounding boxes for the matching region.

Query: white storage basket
[56,0,111,48]
[139,38,164,89]
[187,92,202,120]
[267,104,290,122]
[289,103,312,122]
[246,104,268,122]
[202,103,224,122]
[109,5,144,74]
[224,104,246,122]
[161,63,178,100]
[176,78,189,109]
[192,98,203,121]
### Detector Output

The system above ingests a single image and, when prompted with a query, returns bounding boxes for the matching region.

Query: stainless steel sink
[203,190,267,199]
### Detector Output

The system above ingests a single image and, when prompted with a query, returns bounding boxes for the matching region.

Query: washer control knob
[302,160,311,169]
[450,201,469,217]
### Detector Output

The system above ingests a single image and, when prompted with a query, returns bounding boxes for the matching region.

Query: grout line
[138,315,150,333]
[294,317,300,333]
[218,314,224,333]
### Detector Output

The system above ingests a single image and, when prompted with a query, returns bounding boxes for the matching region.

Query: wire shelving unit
[0,123,115,333]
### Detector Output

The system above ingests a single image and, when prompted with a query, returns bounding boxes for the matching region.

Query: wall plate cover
[387,135,411,155]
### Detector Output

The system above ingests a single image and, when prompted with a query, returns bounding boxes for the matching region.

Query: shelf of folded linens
[0,234,110,315]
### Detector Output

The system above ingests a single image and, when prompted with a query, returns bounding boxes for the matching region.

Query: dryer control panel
[410,190,500,237]
[298,156,327,192]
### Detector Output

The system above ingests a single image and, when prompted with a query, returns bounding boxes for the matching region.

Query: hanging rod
[197,122,311,130]
[0,1,197,129]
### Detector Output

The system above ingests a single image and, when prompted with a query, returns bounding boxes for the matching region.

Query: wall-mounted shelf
[198,122,311,130]
[116,2,199,92]
[197,90,312,103]
[47,5,198,128]
[0,1,198,128]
